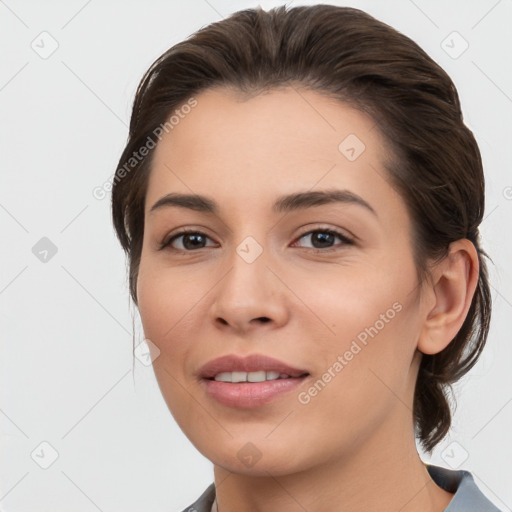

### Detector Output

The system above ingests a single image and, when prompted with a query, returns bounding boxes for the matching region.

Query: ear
[417,239,479,355]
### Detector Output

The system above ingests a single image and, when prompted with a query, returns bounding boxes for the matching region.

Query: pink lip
[198,353,309,379]
[198,354,310,408]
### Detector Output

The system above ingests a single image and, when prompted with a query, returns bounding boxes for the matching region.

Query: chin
[213,456,302,477]
[202,438,311,477]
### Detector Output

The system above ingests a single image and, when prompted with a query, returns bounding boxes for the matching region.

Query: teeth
[213,370,291,382]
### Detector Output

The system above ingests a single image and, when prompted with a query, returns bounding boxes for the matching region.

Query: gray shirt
[180,464,503,511]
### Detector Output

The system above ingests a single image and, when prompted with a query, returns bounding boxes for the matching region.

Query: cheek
[296,259,413,344]
[137,260,202,339]
[290,267,420,447]
[296,254,421,400]
[136,259,221,399]
[136,263,205,420]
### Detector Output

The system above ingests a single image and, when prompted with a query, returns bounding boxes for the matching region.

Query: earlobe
[418,239,479,355]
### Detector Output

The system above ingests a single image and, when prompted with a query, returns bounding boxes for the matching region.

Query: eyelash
[158,226,354,254]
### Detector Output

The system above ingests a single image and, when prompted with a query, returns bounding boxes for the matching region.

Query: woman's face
[137,86,427,475]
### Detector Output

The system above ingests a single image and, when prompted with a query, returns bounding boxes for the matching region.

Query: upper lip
[199,354,310,379]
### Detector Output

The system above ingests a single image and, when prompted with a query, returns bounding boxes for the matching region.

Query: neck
[211,409,453,512]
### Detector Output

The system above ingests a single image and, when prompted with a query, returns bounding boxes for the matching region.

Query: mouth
[199,353,309,379]
[206,370,310,382]
[198,353,311,408]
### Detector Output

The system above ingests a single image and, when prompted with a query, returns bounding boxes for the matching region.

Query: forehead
[145,86,398,217]
[152,85,382,158]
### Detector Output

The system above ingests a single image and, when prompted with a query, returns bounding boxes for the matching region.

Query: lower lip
[202,376,309,408]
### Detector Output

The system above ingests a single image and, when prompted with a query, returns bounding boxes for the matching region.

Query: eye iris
[183,233,205,250]
[312,231,335,248]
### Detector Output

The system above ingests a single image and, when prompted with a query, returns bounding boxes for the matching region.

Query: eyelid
[294,224,355,242]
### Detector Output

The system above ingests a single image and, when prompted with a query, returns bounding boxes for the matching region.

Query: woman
[111,4,502,511]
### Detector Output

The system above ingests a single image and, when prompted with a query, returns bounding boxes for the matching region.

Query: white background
[1,0,511,510]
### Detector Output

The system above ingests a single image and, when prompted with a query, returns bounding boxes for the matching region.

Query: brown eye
[160,230,215,251]
[293,228,353,252]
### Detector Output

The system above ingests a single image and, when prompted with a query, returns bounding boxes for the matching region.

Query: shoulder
[426,463,504,512]
[178,482,216,512]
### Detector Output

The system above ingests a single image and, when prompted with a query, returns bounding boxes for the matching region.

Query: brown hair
[111,4,491,454]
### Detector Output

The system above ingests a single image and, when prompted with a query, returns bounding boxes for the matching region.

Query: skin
[136,86,479,512]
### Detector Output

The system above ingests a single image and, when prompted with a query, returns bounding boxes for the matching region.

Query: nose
[209,247,289,335]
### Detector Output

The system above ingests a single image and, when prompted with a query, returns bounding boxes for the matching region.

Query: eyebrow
[149,189,377,217]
